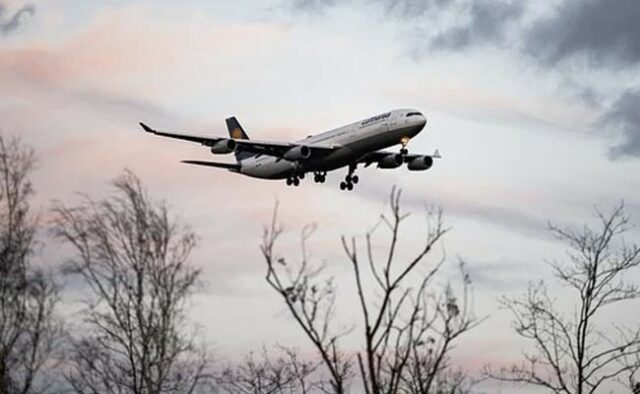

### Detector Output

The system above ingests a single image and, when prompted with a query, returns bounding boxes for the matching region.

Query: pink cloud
[0,3,288,98]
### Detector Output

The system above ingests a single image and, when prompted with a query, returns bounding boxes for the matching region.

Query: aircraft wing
[358,149,441,166]
[235,138,337,156]
[140,122,337,157]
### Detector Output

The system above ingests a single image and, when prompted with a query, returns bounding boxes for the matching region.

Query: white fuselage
[237,108,427,179]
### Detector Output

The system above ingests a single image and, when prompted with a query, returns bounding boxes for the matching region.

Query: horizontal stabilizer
[181,160,240,170]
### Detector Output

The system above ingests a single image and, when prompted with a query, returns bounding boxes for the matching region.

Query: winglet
[139,122,155,133]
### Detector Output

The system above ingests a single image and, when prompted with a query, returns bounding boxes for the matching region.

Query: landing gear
[400,136,410,156]
[286,175,301,187]
[313,171,327,183]
[340,164,358,191]
[339,181,353,191]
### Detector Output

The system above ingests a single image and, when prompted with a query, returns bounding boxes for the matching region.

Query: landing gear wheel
[286,177,292,186]
[299,173,305,180]
[342,165,358,191]
[293,178,300,186]
[314,171,327,184]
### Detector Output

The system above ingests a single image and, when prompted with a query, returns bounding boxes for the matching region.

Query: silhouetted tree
[217,346,318,394]
[262,188,481,394]
[52,171,212,394]
[262,220,351,394]
[0,135,63,394]
[486,203,640,394]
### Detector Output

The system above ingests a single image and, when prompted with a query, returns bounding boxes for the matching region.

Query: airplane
[139,108,439,191]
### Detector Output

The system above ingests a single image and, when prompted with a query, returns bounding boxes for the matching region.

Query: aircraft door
[380,120,390,133]
[386,114,397,132]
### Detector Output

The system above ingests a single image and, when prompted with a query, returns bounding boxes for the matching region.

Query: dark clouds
[601,89,640,158]
[429,0,523,50]
[287,0,336,12]
[376,0,453,19]
[522,0,640,157]
[284,0,640,158]
[525,0,640,68]
[284,0,523,48]
[422,0,640,157]
[0,3,35,35]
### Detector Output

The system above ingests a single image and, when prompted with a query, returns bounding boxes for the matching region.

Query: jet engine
[210,139,237,154]
[283,145,311,161]
[377,153,403,169]
[407,155,433,171]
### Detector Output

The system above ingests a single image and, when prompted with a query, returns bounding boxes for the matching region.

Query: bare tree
[262,219,351,394]
[398,271,481,394]
[486,203,640,394]
[0,135,63,394]
[217,346,318,394]
[262,188,481,394]
[51,170,211,394]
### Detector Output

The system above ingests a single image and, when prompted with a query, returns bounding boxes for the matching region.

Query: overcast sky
[2,0,640,392]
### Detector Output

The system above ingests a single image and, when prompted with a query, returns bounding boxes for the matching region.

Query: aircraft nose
[418,114,427,128]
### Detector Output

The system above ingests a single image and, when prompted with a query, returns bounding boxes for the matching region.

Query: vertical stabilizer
[225,117,253,161]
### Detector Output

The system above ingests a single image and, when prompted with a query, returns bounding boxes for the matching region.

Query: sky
[2,0,640,392]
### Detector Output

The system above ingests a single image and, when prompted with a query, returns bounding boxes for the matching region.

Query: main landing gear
[286,172,304,187]
[286,171,327,187]
[339,164,359,191]
[313,171,327,183]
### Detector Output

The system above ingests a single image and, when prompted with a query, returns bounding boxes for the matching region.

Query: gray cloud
[287,0,337,12]
[521,0,640,157]
[357,179,551,240]
[429,0,523,50]
[377,0,454,19]
[284,0,640,68]
[284,0,523,48]
[525,0,640,68]
[286,0,455,18]
[0,3,35,35]
[600,89,640,158]
[443,260,534,291]
[282,0,640,159]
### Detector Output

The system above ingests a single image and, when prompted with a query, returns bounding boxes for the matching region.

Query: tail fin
[226,117,249,140]
[226,117,253,162]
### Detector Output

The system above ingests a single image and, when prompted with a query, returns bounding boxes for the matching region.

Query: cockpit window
[406,112,422,117]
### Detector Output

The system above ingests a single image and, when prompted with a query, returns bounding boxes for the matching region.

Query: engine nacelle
[283,145,311,161]
[377,154,403,169]
[210,139,236,154]
[407,156,433,171]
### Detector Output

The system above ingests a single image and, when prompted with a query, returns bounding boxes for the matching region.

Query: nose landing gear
[400,136,410,156]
